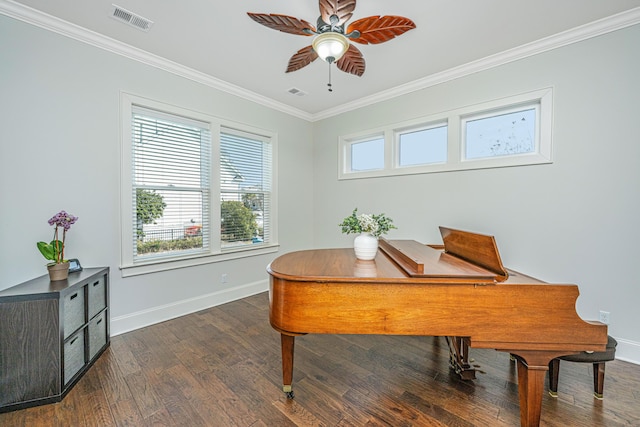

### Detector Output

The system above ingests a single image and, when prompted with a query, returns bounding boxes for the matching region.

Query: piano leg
[281,333,295,399]
[510,351,563,427]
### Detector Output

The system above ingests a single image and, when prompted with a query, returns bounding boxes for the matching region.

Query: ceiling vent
[287,88,307,97]
[110,4,153,32]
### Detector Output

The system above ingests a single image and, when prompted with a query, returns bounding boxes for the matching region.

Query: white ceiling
[3,0,640,120]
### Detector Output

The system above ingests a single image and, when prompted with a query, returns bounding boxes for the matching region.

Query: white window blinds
[132,106,211,260]
[220,129,272,249]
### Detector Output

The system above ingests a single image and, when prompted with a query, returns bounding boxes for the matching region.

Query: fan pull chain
[327,64,333,92]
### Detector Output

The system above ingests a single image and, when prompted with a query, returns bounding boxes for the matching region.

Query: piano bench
[548,335,617,400]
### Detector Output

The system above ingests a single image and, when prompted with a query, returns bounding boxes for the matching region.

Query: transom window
[339,88,552,179]
[350,136,384,171]
[397,124,447,167]
[463,107,537,160]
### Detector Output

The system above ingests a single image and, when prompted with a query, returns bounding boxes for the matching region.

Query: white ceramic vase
[353,233,378,260]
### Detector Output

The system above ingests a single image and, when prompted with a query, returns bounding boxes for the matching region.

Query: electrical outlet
[221,273,228,284]
[599,310,610,325]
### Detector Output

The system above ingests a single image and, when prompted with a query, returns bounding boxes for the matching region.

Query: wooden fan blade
[247,13,316,36]
[336,44,365,77]
[347,15,416,44]
[286,46,319,73]
[319,0,356,26]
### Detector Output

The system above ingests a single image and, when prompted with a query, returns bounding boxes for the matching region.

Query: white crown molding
[0,0,314,121]
[312,6,640,121]
[2,0,639,122]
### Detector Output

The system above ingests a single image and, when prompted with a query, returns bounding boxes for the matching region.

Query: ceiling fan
[247,0,416,80]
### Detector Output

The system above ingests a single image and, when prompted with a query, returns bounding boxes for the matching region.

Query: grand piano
[267,227,608,427]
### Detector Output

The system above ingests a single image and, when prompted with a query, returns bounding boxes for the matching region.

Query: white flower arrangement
[339,208,396,238]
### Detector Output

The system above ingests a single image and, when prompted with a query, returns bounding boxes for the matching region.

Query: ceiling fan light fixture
[248,3,416,78]
[312,32,349,63]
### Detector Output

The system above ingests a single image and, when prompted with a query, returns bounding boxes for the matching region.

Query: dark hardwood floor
[2,292,639,426]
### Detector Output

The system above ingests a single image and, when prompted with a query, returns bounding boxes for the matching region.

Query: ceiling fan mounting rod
[317,15,342,33]
[305,16,361,40]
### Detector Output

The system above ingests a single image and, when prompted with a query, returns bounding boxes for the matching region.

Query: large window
[131,106,211,259]
[339,88,552,179]
[121,94,277,276]
[220,130,272,250]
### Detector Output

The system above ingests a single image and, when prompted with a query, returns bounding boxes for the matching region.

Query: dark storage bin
[63,287,85,338]
[88,276,106,319]
[64,329,85,384]
[89,311,107,360]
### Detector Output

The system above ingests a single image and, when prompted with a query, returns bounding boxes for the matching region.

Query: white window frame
[339,88,552,180]
[120,93,278,277]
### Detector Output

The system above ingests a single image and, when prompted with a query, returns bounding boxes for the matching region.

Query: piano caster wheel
[283,385,294,399]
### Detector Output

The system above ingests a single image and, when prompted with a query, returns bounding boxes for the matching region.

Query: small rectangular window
[351,137,384,171]
[398,125,447,167]
[464,107,537,160]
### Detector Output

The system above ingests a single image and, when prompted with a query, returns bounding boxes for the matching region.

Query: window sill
[119,244,280,277]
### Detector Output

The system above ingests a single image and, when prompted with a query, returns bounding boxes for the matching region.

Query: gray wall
[312,24,640,362]
[0,15,314,333]
[1,14,638,363]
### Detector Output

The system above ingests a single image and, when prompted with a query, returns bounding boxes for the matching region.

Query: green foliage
[221,201,257,242]
[137,236,203,254]
[136,189,166,239]
[339,209,362,234]
[37,240,63,262]
[136,188,166,225]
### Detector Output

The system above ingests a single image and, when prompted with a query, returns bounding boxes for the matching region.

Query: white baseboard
[110,279,268,336]
[614,337,640,365]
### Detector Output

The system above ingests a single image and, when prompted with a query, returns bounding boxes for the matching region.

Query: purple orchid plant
[37,210,78,264]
